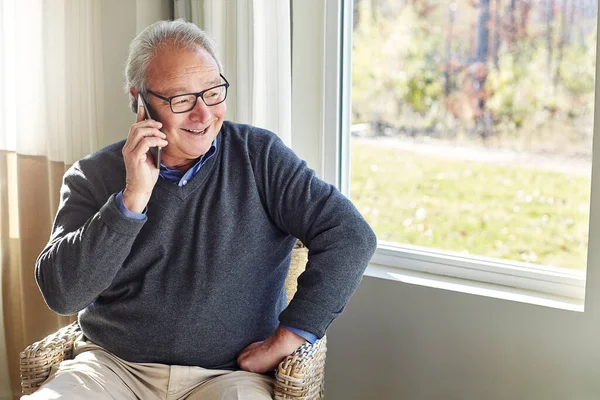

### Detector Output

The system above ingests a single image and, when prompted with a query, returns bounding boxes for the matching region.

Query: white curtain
[0,0,104,397]
[1,0,104,163]
[174,0,292,146]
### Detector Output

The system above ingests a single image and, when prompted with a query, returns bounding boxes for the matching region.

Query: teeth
[185,128,205,133]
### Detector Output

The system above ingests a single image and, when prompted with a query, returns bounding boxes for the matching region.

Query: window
[330,0,598,303]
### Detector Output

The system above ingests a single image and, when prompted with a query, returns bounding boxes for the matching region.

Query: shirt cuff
[280,324,317,344]
[114,191,147,220]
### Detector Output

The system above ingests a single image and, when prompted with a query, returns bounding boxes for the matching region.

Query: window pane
[350,0,597,271]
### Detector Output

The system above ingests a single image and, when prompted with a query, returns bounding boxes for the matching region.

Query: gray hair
[124,19,224,113]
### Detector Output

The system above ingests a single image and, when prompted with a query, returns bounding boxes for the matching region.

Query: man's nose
[189,98,212,122]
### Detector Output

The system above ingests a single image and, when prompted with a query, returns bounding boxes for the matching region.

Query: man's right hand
[121,100,168,213]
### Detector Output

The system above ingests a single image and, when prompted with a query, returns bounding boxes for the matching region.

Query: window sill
[364,262,584,312]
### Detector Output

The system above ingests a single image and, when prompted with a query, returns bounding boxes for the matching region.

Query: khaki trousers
[21,335,274,400]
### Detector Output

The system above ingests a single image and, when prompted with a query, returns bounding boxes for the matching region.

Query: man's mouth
[182,127,208,135]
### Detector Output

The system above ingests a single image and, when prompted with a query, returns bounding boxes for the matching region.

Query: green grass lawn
[350,140,591,271]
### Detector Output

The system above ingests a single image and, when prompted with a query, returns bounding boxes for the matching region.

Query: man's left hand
[237,326,306,373]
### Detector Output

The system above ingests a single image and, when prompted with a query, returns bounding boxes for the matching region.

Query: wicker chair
[20,243,326,399]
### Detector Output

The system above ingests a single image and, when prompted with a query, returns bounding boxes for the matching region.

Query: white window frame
[320,0,596,306]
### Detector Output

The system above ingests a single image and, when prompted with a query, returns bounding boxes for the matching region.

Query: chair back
[284,242,308,304]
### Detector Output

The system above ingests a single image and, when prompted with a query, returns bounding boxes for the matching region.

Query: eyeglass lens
[171,86,227,113]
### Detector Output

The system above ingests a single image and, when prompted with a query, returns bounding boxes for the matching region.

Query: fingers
[122,95,165,200]
[132,94,161,145]
[124,122,165,153]
[126,132,168,160]
[237,327,306,373]
[237,341,280,373]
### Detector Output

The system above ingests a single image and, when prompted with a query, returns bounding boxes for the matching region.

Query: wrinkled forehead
[146,43,221,94]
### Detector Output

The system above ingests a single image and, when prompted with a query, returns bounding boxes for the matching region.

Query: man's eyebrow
[162,78,223,97]
[162,87,189,97]
[207,77,223,86]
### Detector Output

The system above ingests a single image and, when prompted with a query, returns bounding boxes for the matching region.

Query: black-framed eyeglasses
[145,74,230,114]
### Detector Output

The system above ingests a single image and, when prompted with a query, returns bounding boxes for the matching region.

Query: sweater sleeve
[253,132,377,338]
[35,164,146,315]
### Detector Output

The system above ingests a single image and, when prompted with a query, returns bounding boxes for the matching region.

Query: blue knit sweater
[35,121,377,369]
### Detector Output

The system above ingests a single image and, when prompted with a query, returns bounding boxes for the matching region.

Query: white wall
[291,1,600,399]
[136,0,172,35]
[100,0,172,147]
[325,276,600,399]
[291,0,324,177]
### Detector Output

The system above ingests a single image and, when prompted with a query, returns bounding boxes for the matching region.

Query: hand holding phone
[122,95,166,213]
[137,94,162,168]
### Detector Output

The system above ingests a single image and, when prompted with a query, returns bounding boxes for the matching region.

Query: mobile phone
[137,94,162,168]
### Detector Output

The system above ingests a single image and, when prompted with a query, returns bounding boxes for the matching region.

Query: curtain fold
[0,0,103,397]
[174,0,293,146]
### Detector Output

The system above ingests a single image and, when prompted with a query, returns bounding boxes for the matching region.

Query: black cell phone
[138,94,162,168]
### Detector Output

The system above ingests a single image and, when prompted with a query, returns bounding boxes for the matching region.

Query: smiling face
[143,43,226,171]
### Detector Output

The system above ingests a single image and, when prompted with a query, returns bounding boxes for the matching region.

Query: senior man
[27,19,376,399]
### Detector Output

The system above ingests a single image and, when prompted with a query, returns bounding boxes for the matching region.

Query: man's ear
[130,88,139,112]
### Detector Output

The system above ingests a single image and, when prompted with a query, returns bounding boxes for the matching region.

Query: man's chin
[181,135,214,154]
[184,146,213,161]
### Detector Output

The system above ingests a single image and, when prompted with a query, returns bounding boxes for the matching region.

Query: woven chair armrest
[274,335,327,400]
[20,321,81,395]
